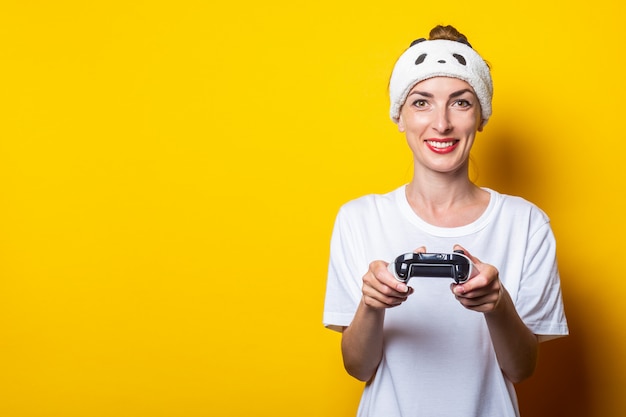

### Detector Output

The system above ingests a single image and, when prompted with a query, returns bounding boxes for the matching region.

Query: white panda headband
[389,38,493,127]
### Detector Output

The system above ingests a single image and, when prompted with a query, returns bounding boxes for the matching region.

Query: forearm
[341,298,386,382]
[484,288,538,383]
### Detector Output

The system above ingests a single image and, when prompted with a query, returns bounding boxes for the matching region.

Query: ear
[398,115,406,132]
[477,119,485,132]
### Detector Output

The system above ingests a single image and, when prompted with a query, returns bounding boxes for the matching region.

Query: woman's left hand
[450,245,538,383]
[450,244,503,313]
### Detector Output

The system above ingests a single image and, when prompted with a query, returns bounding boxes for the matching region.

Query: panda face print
[389,38,493,126]
[413,52,466,66]
[408,39,471,71]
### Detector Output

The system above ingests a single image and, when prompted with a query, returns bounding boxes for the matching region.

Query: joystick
[388,250,476,284]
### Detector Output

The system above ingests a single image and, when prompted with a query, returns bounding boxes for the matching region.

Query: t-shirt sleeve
[516,220,569,341]
[322,207,366,332]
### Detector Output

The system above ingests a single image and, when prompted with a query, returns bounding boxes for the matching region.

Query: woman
[323,25,568,416]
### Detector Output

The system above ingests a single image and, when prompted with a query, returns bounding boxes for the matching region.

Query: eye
[412,99,428,108]
[453,99,472,108]
[415,54,427,65]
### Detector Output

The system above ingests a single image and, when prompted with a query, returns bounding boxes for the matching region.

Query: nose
[433,107,452,133]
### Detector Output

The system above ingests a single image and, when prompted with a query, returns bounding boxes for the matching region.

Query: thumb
[413,246,427,253]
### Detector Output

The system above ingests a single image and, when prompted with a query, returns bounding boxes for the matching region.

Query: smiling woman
[399,78,482,176]
[322,24,568,417]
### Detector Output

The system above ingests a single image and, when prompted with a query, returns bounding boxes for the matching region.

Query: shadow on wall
[471,128,552,204]
[474,125,591,416]
[516,268,590,417]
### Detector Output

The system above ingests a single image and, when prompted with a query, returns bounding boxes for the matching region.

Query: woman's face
[398,76,483,175]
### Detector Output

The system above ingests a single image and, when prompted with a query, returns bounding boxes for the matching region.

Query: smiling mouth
[426,140,459,150]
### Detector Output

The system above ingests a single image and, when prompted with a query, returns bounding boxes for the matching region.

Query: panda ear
[456,38,473,49]
[410,38,427,47]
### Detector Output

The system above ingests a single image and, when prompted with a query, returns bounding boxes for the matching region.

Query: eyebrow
[407,88,475,99]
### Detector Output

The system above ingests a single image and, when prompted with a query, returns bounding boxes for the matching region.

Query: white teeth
[428,141,455,148]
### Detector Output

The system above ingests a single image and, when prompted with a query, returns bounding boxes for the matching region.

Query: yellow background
[0,1,623,416]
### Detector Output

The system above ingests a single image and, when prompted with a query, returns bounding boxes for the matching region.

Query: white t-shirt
[323,186,568,417]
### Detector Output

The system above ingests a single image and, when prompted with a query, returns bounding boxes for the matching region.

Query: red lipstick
[425,139,459,154]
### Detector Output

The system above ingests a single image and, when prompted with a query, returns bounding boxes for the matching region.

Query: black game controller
[388,250,476,284]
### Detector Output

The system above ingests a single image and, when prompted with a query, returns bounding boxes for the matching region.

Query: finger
[455,297,496,312]
[454,291,500,312]
[451,273,501,302]
[372,262,410,294]
[453,244,482,267]
[413,246,427,253]
[363,279,411,307]
[450,273,491,297]
[363,289,409,308]
[367,264,411,297]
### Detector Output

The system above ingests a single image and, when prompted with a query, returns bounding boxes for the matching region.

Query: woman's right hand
[342,259,414,381]
[361,247,426,309]
[341,248,423,381]
[361,260,413,309]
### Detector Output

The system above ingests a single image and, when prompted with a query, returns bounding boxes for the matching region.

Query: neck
[405,169,488,227]
[408,164,475,203]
